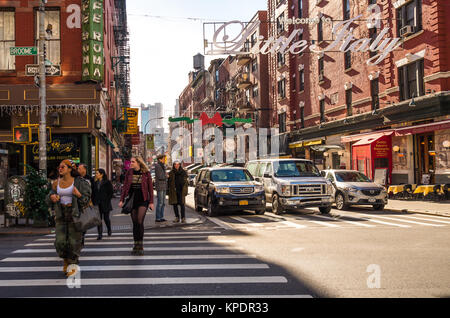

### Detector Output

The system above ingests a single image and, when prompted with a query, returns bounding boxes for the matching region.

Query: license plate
[239,200,248,206]
[368,198,376,203]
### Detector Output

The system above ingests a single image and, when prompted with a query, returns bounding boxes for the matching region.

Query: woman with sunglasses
[119,156,154,255]
[47,159,91,277]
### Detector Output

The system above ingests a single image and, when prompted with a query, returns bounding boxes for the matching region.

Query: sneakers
[174,217,180,223]
[181,218,186,223]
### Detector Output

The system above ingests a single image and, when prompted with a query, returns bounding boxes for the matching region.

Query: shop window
[35,8,61,65]
[0,9,15,71]
[398,59,424,101]
[397,0,422,37]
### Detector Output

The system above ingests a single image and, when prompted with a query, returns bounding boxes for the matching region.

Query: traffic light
[13,127,31,144]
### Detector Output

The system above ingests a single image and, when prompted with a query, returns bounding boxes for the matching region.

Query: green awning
[105,137,115,148]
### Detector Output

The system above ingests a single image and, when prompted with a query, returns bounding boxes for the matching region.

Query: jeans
[155,190,166,220]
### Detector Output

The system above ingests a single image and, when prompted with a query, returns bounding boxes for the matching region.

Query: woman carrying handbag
[119,156,154,255]
[46,159,91,277]
[92,169,114,240]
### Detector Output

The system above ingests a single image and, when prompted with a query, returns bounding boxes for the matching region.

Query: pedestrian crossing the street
[0,229,311,298]
[205,211,450,232]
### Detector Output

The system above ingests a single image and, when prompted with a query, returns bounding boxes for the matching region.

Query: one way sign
[25,64,61,76]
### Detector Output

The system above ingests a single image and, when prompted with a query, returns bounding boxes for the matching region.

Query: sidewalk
[385,199,450,217]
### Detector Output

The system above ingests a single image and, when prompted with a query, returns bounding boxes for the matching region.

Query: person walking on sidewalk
[47,159,91,277]
[168,161,188,223]
[154,154,168,223]
[119,156,154,256]
[77,163,94,247]
[92,169,114,240]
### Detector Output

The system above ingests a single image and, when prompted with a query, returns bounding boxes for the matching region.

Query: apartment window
[36,8,61,65]
[215,70,219,82]
[371,78,379,110]
[252,85,259,98]
[250,32,257,47]
[299,69,305,91]
[344,51,351,70]
[346,89,352,116]
[319,99,325,123]
[300,107,304,128]
[343,0,351,20]
[277,13,285,34]
[277,52,285,66]
[397,0,422,36]
[318,57,324,82]
[318,19,323,42]
[278,78,286,99]
[279,112,287,133]
[298,0,303,18]
[251,60,257,73]
[0,9,15,71]
[368,0,377,4]
[398,59,424,101]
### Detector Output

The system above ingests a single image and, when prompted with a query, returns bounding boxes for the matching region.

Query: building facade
[0,0,130,180]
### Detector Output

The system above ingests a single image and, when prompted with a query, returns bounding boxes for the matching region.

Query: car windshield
[210,169,253,182]
[273,161,320,177]
[335,172,372,182]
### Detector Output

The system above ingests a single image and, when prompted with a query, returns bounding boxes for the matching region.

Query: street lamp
[144,117,164,163]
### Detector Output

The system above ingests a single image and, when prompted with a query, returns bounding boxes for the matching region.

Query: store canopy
[352,133,386,147]
[341,130,394,143]
[394,119,450,136]
[310,145,343,152]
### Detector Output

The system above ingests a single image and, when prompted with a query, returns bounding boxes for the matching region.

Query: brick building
[0,0,129,179]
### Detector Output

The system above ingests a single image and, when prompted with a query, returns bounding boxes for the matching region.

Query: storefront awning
[394,119,450,136]
[288,141,303,149]
[352,133,385,146]
[341,130,394,143]
[310,145,343,152]
[289,139,323,149]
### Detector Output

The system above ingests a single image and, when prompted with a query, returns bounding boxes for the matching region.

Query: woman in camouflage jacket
[47,159,91,277]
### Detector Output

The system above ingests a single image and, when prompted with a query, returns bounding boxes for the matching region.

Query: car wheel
[272,194,284,215]
[319,206,332,214]
[373,204,385,211]
[335,192,348,210]
[207,197,219,217]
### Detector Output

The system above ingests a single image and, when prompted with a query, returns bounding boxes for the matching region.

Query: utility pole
[38,0,47,176]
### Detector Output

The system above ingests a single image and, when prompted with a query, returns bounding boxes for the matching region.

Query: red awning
[352,133,385,146]
[394,119,450,136]
[341,130,394,143]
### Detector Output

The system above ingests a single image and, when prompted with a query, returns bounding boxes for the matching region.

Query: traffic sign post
[10,46,38,56]
[25,64,61,76]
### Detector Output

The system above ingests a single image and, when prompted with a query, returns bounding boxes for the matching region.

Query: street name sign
[10,46,38,56]
[25,64,61,76]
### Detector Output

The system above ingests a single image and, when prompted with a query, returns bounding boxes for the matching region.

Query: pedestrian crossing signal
[13,127,31,144]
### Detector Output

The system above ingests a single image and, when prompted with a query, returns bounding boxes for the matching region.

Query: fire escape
[112,0,131,156]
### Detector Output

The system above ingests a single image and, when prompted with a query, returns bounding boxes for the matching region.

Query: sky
[127,0,267,130]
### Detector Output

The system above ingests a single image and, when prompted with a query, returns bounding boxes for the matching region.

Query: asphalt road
[0,188,449,298]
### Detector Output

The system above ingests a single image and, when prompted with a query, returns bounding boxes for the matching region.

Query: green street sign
[10,46,38,56]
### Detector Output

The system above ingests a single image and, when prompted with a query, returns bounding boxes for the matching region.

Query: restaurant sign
[81,0,104,82]
[203,4,400,66]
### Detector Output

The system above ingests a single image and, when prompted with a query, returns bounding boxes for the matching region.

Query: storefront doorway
[415,133,435,184]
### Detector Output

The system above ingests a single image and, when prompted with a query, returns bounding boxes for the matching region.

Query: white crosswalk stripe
[364,215,445,227]
[397,215,450,224]
[0,230,300,297]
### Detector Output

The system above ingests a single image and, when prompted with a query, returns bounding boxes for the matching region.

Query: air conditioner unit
[318,72,324,82]
[400,25,414,37]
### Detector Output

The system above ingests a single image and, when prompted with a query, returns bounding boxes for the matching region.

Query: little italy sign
[204,4,402,66]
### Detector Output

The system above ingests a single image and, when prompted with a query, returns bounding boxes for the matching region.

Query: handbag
[121,192,135,214]
[73,205,102,232]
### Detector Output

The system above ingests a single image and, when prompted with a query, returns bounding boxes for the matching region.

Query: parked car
[321,169,388,210]
[245,159,333,214]
[194,167,266,216]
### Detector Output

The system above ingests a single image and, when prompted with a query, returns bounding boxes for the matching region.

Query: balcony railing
[237,73,252,90]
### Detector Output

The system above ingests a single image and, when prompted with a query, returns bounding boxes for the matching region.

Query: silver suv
[321,169,388,211]
[245,159,333,214]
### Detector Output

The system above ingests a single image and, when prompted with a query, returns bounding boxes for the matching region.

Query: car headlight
[281,185,291,196]
[254,185,264,193]
[215,186,230,194]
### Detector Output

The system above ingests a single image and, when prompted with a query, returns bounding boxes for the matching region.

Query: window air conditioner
[400,25,414,37]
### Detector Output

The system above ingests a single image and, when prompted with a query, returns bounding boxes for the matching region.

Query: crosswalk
[205,211,450,232]
[0,229,312,297]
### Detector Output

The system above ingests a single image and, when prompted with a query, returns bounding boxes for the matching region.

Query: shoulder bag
[121,192,134,214]
[72,177,102,232]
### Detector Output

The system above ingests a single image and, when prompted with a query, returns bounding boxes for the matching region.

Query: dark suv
[194,167,266,217]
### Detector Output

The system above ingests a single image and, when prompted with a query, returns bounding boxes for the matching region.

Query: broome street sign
[203,4,401,66]
[25,64,61,76]
[10,46,37,56]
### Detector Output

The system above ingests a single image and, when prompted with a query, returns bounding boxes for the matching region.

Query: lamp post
[144,117,164,163]
[38,0,47,176]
